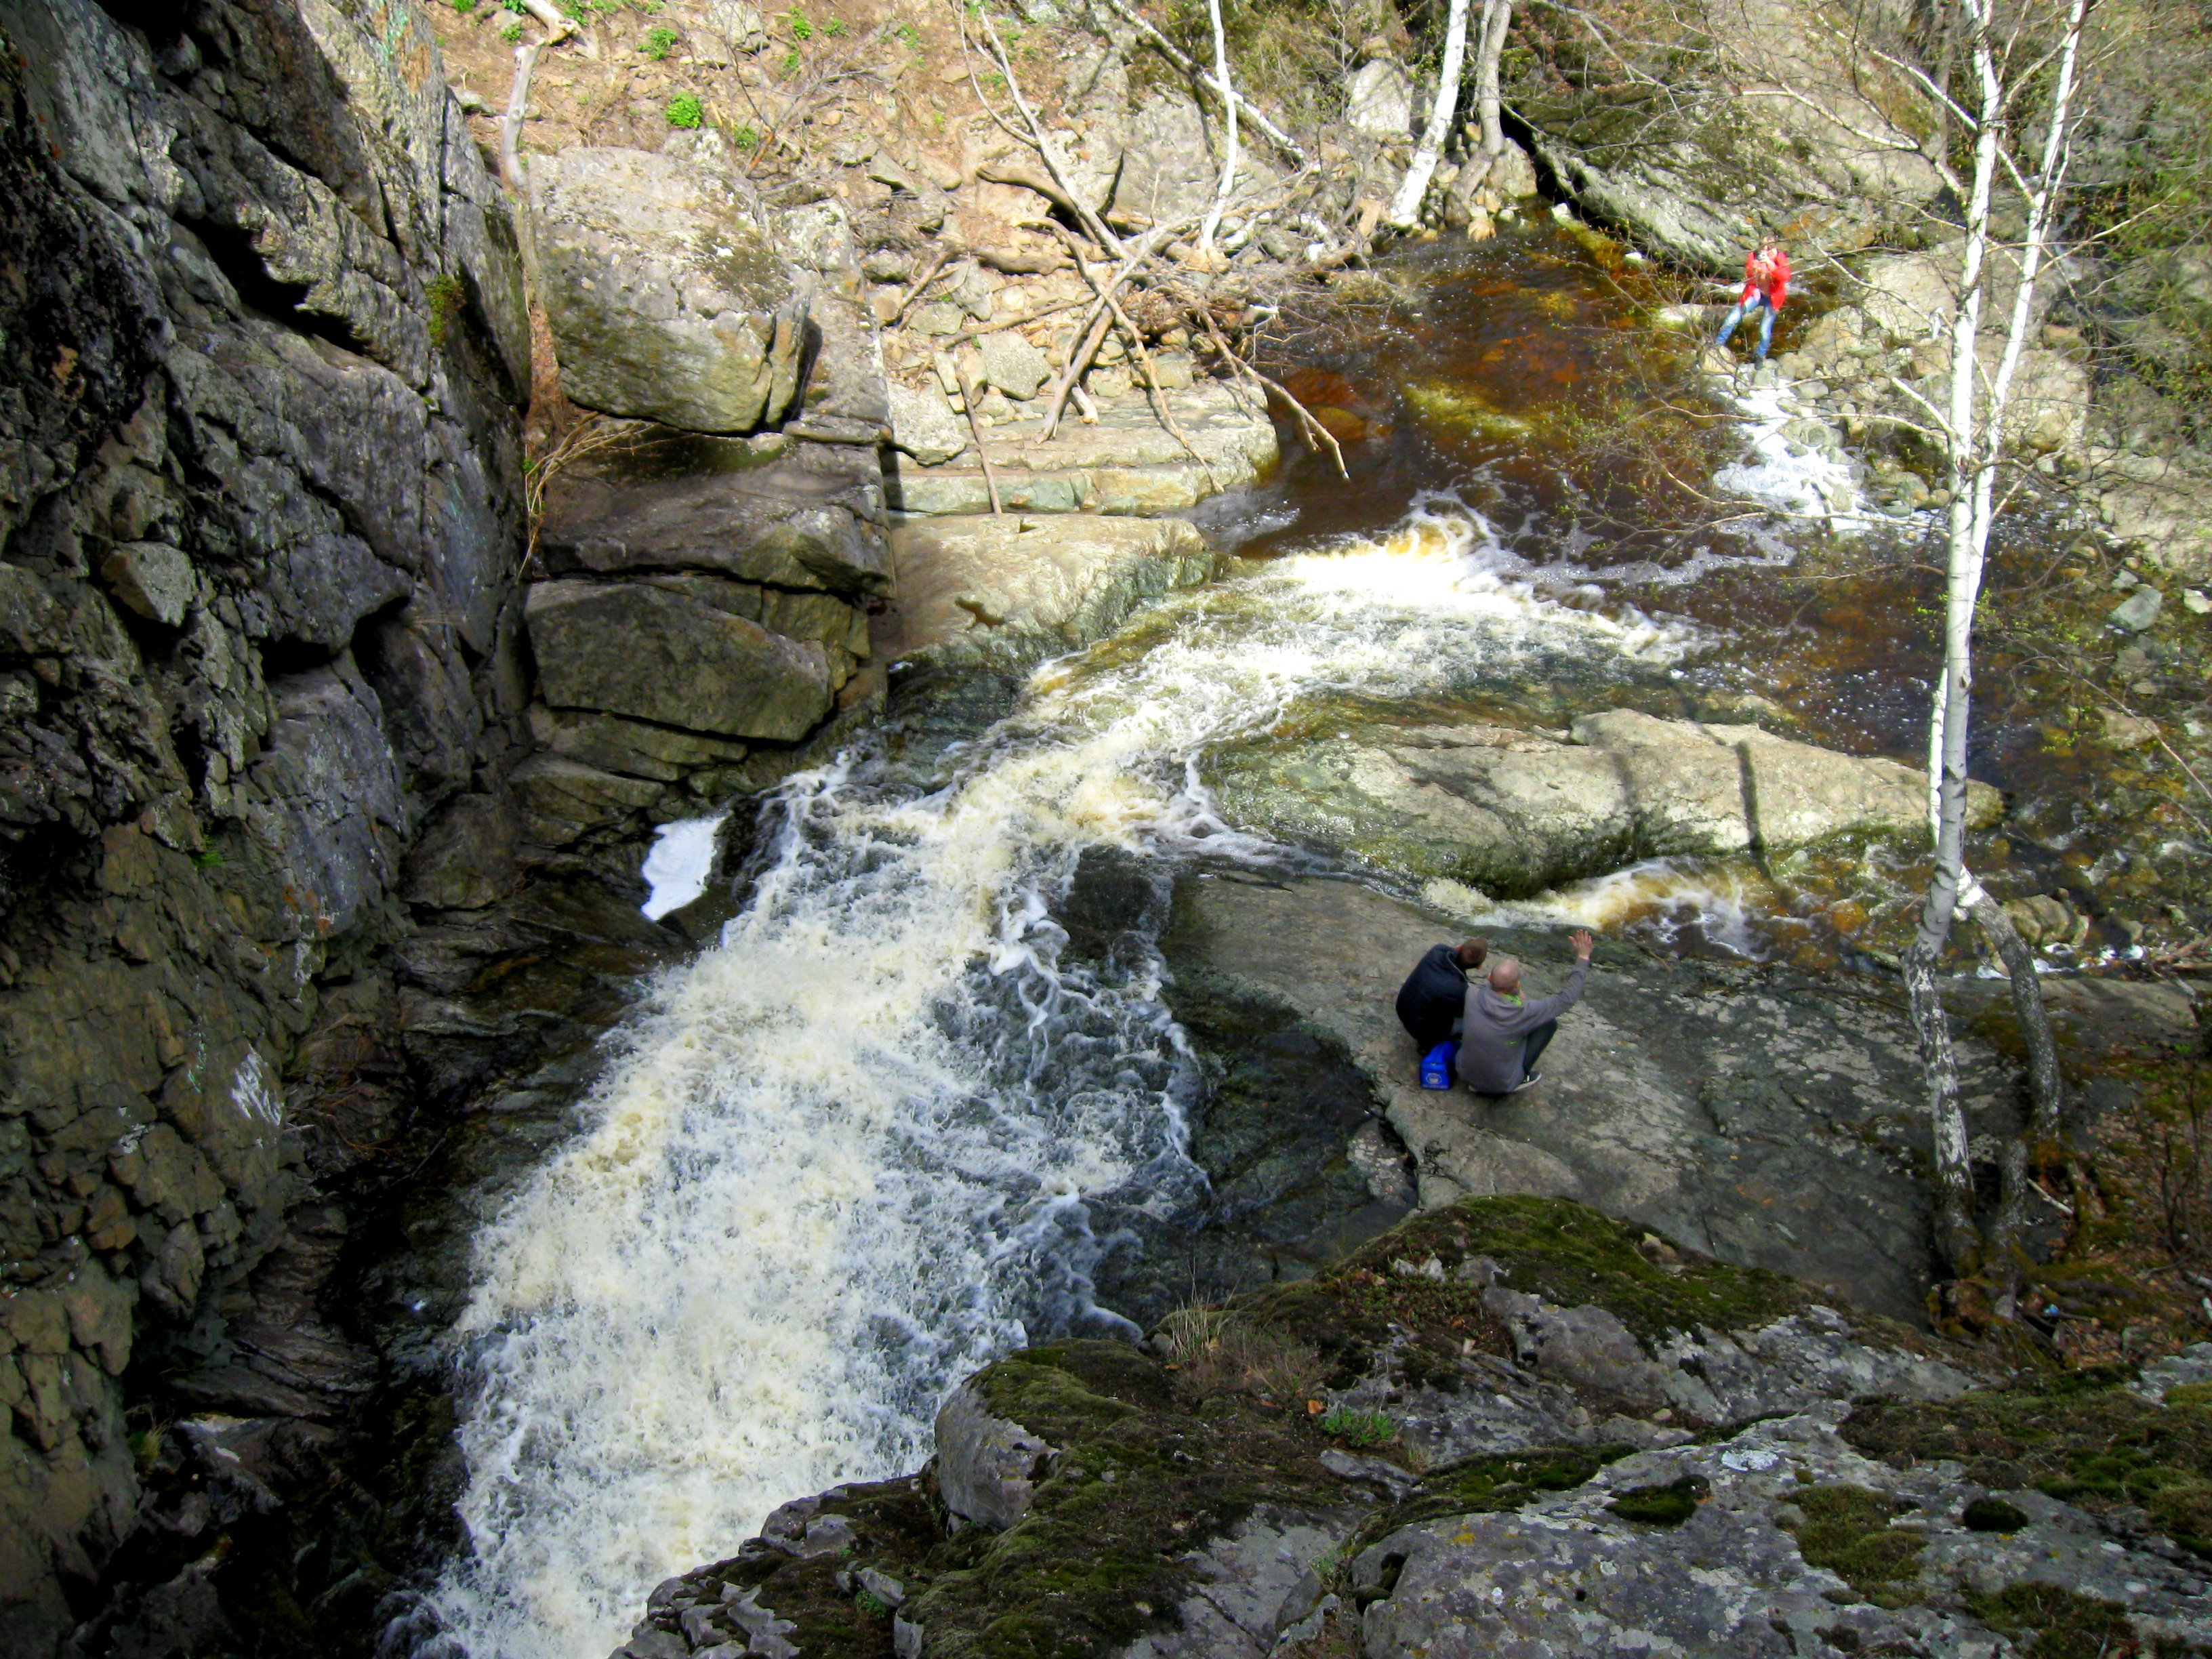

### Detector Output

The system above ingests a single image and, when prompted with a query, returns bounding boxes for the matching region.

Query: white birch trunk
[1197,0,1240,259]
[1387,0,1473,229]
[1474,0,1513,155]
[1908,0,2090,1287]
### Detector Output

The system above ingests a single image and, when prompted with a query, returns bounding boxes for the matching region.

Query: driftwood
[943,354,1004,514]
[1197,311,1346,478]
[943,296,1093,348]
[890,247,957,327]
[1094,0,1305,164]
[1052,225,1217,490]
[499,42,541,194]
[966,7,1125,256]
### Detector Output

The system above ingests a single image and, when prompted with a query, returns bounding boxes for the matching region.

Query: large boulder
[525,579,834,741]
[531,148,808,434]
[1207,708,2002,897]
[878,514,1220,668]
[1510,0,1944,268]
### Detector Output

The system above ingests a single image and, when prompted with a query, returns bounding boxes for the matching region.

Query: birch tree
[1889,0,2091,1307]
[1196,0,1241,262]
[1387,0,1473,228]
[1471,0,1513,155]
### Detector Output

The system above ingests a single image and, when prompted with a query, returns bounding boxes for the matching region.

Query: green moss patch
[1841,1378,2212,1555]
[1782,1484,1927,1606]
[1961,1496,2030,1532]
[1339,1195,1822,1345]
[1606,1473,1711,1526]
[1336,1444,1632,1566]
[903,1341,1361,1659]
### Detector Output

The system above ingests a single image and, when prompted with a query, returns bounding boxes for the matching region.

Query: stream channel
[340,222,2191,1659]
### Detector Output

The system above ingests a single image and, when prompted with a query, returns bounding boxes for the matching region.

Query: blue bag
[1420,1040,1458,1090]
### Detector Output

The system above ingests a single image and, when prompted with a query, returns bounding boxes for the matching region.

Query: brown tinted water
[1201,220,2211,970]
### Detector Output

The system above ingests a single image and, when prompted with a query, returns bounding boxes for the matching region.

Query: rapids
[419,514,1696,1658]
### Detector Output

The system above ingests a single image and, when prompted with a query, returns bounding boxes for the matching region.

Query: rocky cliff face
[0,0,530,1641]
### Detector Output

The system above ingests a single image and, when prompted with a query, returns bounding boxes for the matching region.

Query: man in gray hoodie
[1456,929,1595,1094]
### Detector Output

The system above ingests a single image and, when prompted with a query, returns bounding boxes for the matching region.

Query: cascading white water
[420,507,1696,1659]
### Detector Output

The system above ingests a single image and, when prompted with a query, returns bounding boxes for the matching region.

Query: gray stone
[934,1378,1052,1530]
[531,148,807,434]
[101,542,197,626]
[888,381,968,465]
[401,792,520,909]
[527,706,750,783]
[1206,708,2003,899]
[977,332,1050,401]
[2112,584,2165,631]
[2131,1341,2212,1401]
[1345,60,1414,137]
[703,0,765,47]
[1164,875,2022,1327]
[525,579,835,742]
[509,754,666,847]
[878,514,1219,668]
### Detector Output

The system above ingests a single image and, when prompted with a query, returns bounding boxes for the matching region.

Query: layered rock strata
[0,0,530,1639]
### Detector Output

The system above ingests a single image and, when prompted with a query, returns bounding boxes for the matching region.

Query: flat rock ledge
[885,380,1279,518]
[1208,708,2005,899]
[609,1197,2212,1659]
[878,514,1222,670]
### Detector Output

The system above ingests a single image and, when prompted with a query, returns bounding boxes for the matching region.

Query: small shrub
[642,24,678,56]
[894,19,919,46]
[424,272,467,346]
[786,9,812,38]
[781,47,800,73]
[822,16,846,34]
[453,0,478,13]
[665,91,703,127]
[1319,1409,1395,1448]
[1961,1496,2030,1532]
[733,125,758,150]
[853,1589,890,1619]
[499,20,523,39]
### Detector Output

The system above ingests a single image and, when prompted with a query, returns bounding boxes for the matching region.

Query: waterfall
[419,507,1693,1659]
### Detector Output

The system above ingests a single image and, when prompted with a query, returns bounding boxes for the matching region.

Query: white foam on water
[638,815,726,922]
[419,510,1698,1659]
[1713,380,1875,537]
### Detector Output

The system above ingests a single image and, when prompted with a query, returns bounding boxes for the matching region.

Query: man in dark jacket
[1457,930,1595,1094]
[1395,938,1488,1050]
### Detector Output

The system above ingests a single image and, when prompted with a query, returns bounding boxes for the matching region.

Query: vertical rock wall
[0,0,529,1643]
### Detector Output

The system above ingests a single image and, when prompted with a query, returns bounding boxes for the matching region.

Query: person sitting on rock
[1395,937,1488,1051]
[1458,929,1595,1094]
[1715,237,1790,363]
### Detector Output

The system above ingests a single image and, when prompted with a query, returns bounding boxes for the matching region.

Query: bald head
[1453,937,1489,970]
[1488,958,1521,995]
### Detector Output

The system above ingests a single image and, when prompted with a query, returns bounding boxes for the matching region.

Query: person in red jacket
[1715,237,1790,361]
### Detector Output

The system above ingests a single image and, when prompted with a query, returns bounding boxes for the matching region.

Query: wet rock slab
[1163,873,2025,1326]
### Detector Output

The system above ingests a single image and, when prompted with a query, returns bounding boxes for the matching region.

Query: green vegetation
[733,125,758,150]
[642,24,678,56]
[452,0,478,13]
[786,8,812,38]
[1966,1582,2138,1659]
[1318,1409,1394,1448]
[1960,1496,2030,1532]
[822,16,846,35]
[1605,1474,1709,1526]
[499,17,522,37]
[781,47,800,73]
[1782,1485,1926,1606]
[664,91,703,127]
[424,272,466,347]
[853,1589,890,1619]
[1842,1376,2212,1557]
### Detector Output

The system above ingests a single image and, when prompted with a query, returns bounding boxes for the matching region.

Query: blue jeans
[1717,294,1778,359]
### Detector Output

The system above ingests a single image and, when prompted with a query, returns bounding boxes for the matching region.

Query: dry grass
[1155,1305,1330,1406]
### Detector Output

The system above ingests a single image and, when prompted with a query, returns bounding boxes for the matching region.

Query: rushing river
[419,513,1702,1657]
[403,223,2203,1658]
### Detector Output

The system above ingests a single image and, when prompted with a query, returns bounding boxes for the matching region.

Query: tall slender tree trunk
[1197,0,1240,260]
[1387,0,1473,228]
[1474,0,1513,155]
